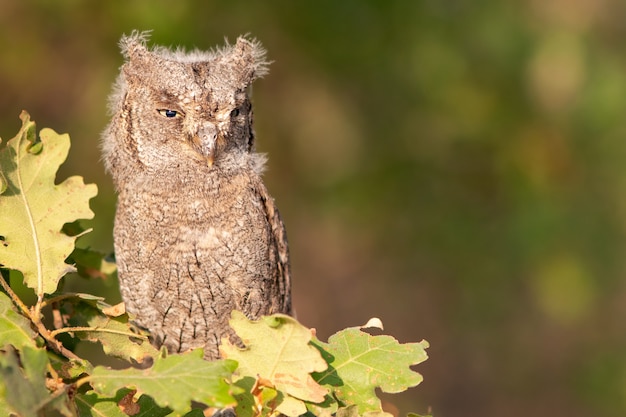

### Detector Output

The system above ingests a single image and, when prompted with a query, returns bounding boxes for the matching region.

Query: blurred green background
[2,1,626,416]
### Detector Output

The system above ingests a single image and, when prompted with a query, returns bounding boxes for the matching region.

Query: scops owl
[102,32,292,359]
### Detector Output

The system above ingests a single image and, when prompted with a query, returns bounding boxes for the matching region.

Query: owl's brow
[157,90,181,104]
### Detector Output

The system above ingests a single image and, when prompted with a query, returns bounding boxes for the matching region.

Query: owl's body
[102,32,291,359]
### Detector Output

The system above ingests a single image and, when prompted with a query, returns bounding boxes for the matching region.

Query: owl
[101,32,292,360]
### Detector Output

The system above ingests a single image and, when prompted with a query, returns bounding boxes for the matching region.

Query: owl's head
[102,31,269,185]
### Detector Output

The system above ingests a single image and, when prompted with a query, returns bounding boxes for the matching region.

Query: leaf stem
[73,227,93,239]
[39,292,89,309]
[47,361,61,382]
[33,320,83,361]
[49,326,148,340]
[74,375,91,391]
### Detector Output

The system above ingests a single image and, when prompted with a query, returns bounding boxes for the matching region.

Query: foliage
[0,112,97,296]
[0,113,430,416]
[312,328,429,414]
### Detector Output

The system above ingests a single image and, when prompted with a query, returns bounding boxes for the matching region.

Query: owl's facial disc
[194,122,219,167]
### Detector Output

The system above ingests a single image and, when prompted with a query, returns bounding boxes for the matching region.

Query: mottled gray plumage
[102,32,292,359]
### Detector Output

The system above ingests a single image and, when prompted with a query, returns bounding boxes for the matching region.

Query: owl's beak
[194,123,219,167]
[205,147,216,167]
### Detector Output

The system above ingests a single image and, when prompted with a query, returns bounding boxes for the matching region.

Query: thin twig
[0,271,86,361]
[0,273,33,320]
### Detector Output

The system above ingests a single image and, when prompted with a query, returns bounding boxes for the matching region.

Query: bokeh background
[2,1,626,416]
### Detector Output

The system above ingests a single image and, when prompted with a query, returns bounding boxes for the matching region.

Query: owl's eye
[230,108,240,118]
[158,109,182,118]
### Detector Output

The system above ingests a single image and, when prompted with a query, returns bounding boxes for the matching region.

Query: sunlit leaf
[221,311,328,417]
[0,111,98,296]
[312,328,429,413]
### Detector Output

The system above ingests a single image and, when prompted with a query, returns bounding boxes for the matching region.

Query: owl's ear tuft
[120,31,157,81]
[230,36,271,86]
[120,30,152,60]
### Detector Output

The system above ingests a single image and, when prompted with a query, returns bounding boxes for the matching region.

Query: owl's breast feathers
[114,166,291,354]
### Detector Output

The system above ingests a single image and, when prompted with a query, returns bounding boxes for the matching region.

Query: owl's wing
[256,181,293,315]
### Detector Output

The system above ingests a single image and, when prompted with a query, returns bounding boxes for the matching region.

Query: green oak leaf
[312,328,429,413]
[89,349,236,416]
[220,311,328,417]
[0,111,98,296]
[76,388,172,417]
[0,292,37,350]
[0,345,71,416]
[67,299,158,365]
